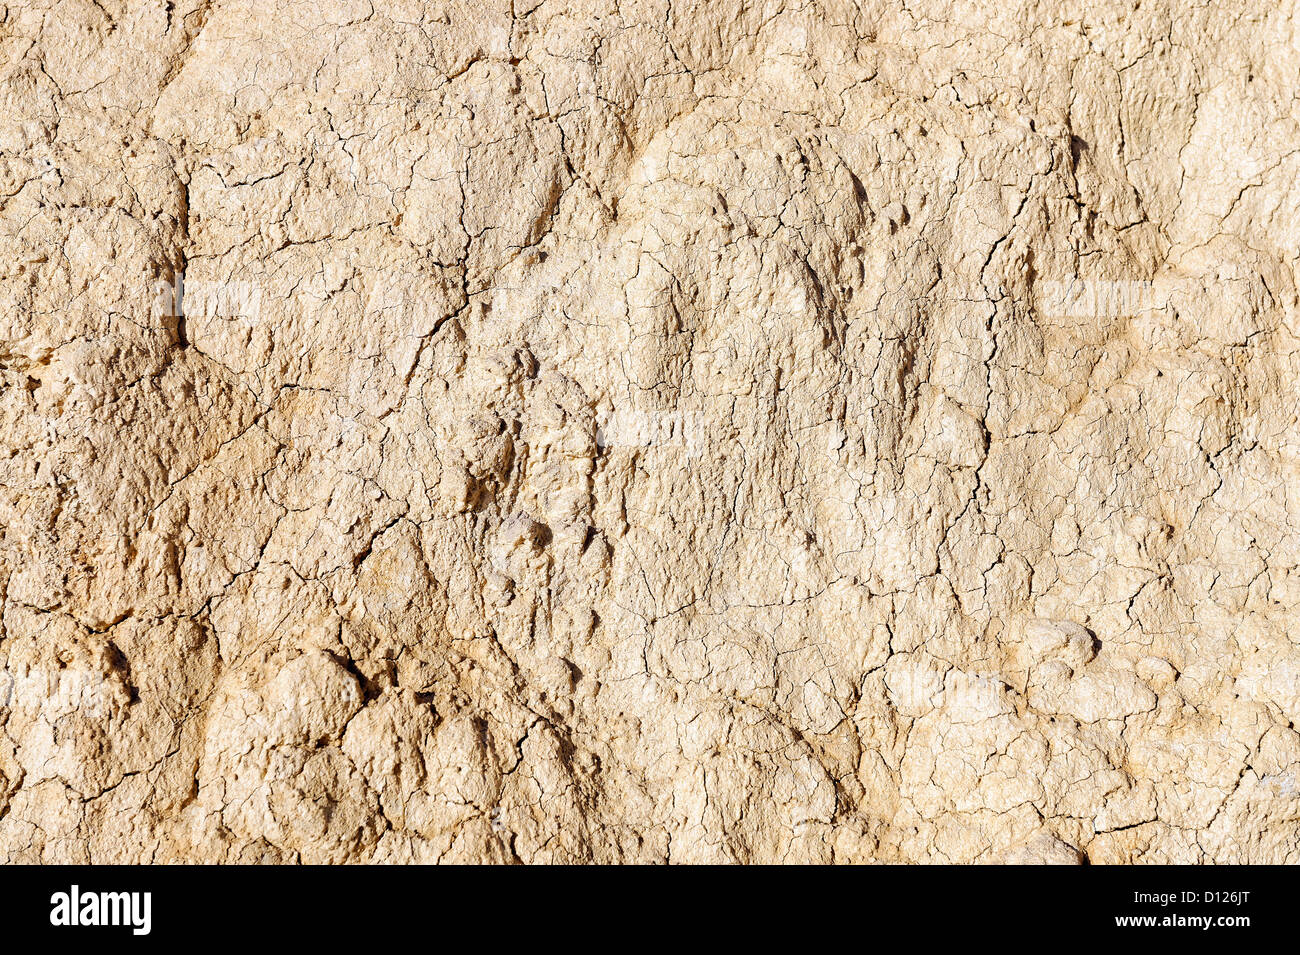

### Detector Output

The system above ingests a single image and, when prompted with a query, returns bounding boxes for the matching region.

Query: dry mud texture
[1,0,1299,865]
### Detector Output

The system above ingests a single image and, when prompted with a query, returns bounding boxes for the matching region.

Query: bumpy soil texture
[2,0,1299,863]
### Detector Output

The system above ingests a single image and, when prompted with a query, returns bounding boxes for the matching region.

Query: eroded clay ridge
[1,0,1298,863]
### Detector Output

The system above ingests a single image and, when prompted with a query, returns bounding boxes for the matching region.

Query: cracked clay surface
[1,0,1299,863]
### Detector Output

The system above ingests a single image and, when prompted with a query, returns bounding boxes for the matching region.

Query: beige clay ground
[1,0,1299,862]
